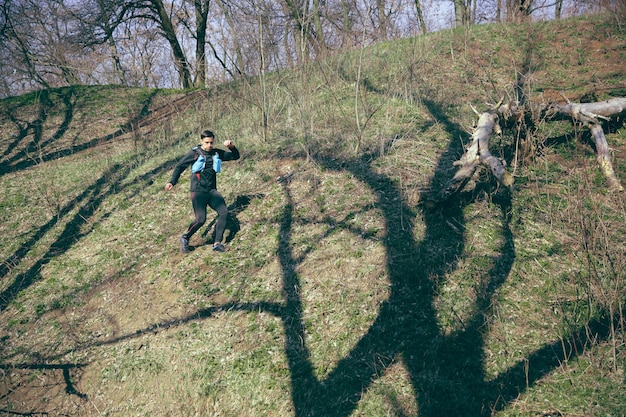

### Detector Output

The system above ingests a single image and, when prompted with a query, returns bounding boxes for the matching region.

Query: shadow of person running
[201,193,264,245]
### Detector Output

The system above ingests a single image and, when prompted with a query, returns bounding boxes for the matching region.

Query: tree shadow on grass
[273,94,581,415]
[33,173,618,416]
[275,157,511,416]
[0,362,88,400]
[261,95,493,415]
[0,149,186,312]
[0,87,160,177]
[3,92,622,415]
[33,101,613,417]
[201,193,265,244]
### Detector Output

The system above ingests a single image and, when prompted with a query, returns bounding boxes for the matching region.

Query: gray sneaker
[180,236,191,254]
[212,242,226,252]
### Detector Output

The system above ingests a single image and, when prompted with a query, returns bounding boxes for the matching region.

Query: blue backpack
[191,152,206,173]
[191,147,221,173]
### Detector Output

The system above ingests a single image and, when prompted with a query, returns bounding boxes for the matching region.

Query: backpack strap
[191,146,207,173]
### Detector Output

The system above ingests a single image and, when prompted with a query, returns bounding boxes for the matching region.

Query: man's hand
[224,140,234,149]
[164,183,174,191]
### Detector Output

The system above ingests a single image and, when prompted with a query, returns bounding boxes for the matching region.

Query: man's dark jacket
[169,145,240,193]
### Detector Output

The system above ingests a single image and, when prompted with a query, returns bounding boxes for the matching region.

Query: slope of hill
[1,13,625,417]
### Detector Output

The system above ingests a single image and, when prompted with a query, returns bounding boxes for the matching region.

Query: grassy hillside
[1,13,625,417]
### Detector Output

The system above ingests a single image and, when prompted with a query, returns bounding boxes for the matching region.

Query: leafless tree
[279,0,326,63]
[0,0,615,98]
[555,0,563,17]
[414,0,428,33]
[453,0,471,26]
[64,0,132,85]
[182,0,212,87]
[375,0,390,40]
[0,0,89,91]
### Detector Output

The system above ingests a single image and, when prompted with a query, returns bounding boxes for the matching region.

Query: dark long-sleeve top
[168,145,240,193]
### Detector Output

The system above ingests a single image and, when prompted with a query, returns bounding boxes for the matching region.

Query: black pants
[184,190,228,243]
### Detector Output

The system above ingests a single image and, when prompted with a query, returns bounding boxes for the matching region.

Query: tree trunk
[193,0,211,88]
[283,0,310,63]
[376,0,389,40]
[414,0,428,34]
[312,0,325,51]
[342,0,353,46]
[150,0,192,88]
[454,0,469,27]
[555,0,563,19]
[509,0,532,23]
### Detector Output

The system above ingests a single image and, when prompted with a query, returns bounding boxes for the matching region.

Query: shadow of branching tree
[271,98,619,416]
[0,151,188,312]
[3,84,622,416]
[273,158,512,415]
[0,88,165,176]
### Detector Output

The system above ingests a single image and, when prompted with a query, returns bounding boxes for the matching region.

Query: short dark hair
[200,130,215,138]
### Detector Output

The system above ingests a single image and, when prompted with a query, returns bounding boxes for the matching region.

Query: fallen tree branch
[429,97,626,204]
[550,97,626,125]
[435,102,515,202]
[550,97,626,191]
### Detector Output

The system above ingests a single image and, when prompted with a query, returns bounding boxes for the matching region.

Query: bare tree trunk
[376,0,389,40]
[472,0,478,23]
[590,123,622,191]
[519,0,531,21]
[193,0,211,88]
[149,0,193,88]
[454,0,469,26]
[312,0,325,51]
[414,0,428,34]
[283,0,311,63]
[555,0,563,19]
[508,0,532,23]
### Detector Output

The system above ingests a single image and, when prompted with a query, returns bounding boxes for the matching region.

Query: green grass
[1,12,625,417]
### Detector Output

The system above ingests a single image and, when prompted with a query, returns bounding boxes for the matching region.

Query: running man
[165,130,240,253]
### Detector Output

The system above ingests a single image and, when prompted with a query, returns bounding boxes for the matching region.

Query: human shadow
[201,193,264,244]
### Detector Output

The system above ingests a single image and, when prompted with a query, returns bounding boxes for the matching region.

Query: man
[165,130,240,253]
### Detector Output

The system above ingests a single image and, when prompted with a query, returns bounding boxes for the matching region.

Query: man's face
[200,136,214,151]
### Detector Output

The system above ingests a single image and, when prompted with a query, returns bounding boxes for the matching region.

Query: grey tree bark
[434,102,515,203]
[550,97,626,191]
[432,97,626,204]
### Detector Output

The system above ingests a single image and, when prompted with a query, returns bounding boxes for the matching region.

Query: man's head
[200,130,215,151]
